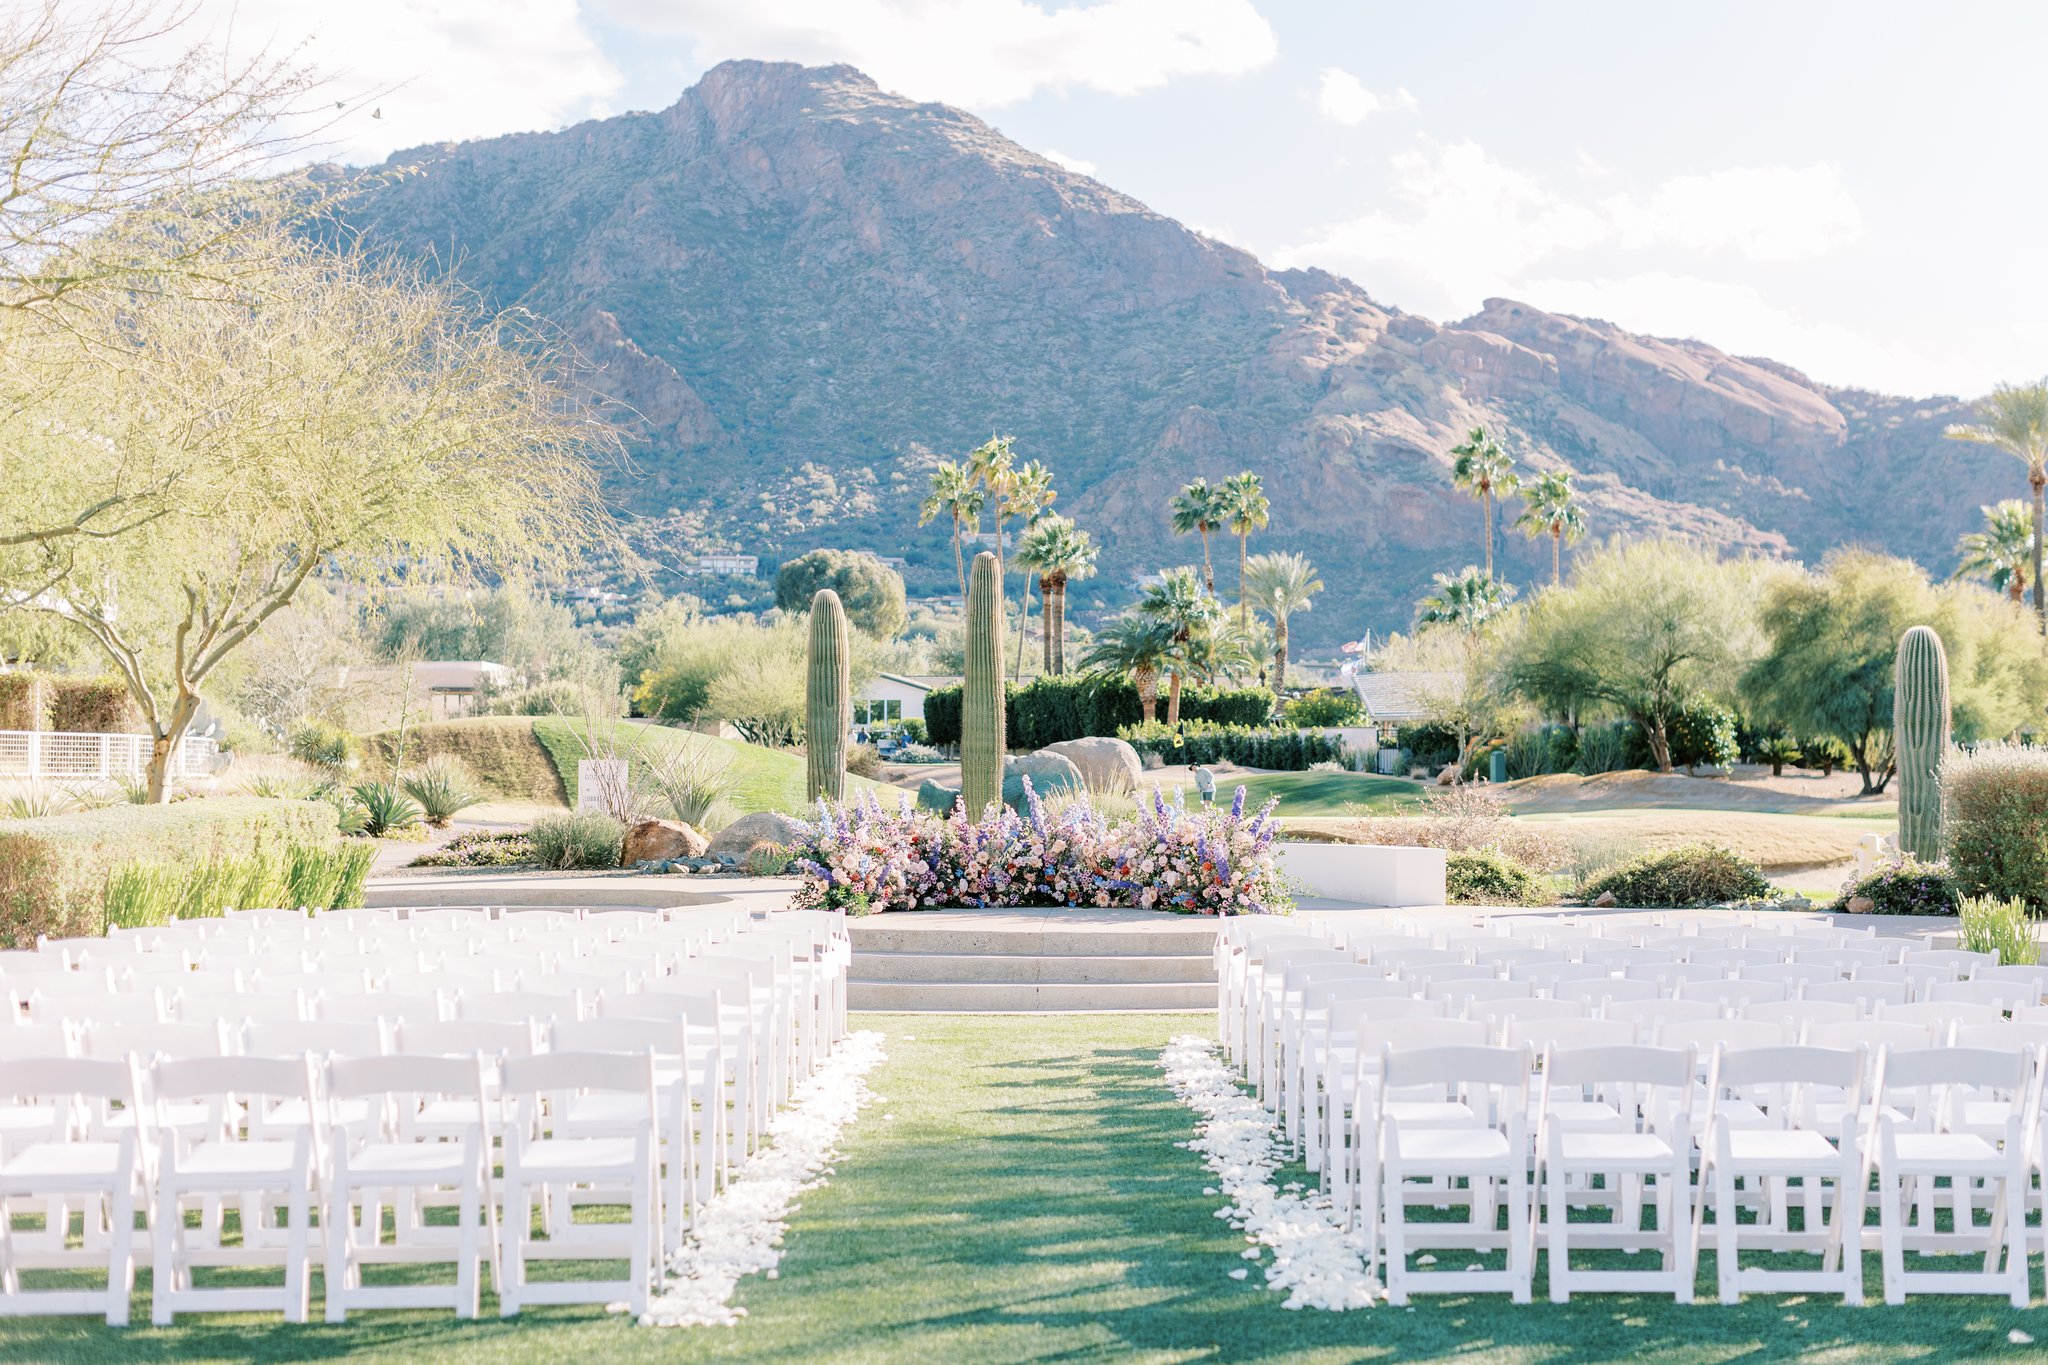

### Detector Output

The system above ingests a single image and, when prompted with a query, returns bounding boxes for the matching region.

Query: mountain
[338,59,2010,647]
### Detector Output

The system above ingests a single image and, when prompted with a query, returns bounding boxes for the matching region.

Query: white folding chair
[1377,1044,1534,1305]
[496,1050,659,1317]
[1598,998,1721,1034]
[317,992,449,1027]
[322,1053,498,1321]
[0,1057,146,1325]
[1802,978,1910,1010]
[150,1055,322,1325]
[1538,1044,1698,1302]
[1868,1045,2037,1307]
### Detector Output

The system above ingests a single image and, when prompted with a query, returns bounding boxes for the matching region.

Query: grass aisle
[8,1014,2042,1362]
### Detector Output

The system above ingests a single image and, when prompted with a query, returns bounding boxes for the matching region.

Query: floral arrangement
[790,780,1290,916]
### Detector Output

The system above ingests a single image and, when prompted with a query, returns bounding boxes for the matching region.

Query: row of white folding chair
[1349,1039,2041,1307]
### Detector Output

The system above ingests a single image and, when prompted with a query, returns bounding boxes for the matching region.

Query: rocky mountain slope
[339,60,2007,645]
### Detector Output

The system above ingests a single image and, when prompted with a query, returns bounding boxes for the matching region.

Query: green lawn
[10,1013,2037,1363]
[531,718,888,817]
[1229,770,1425,817]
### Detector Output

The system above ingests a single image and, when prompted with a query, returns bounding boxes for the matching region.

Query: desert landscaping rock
[1042,737,1144,794]
[1004,751,1085,795]
[706,810,812,857]
[623,818,708,864]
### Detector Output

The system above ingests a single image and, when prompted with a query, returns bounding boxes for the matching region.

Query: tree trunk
[1136,666,1158,724]
[2012,572,2026,604]
[951,517,967,602]
[1552,530,1562,586]
[144,689,203,803]
[1639,711,1673,773]
[1166,671,1185,728]
[1014,568,1033,682]
[2033,468,2045,632]
[1199,530,1214,594]
[1039,575,1056,674]
[1272,616,1289,692]
[1237,534,1249,627]
[1050,580,1069,674]
[1482,490,1493,577]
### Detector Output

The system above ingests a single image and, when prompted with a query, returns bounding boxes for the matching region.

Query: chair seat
[0,1140,126,1181]
[1383,1100,1476,1128]
[1723,1129,1841,1166]
[1891,1132,2002,1168]
[0,1104,58,1133]
[176,1139,301,1178]
[518,1137,639,1174]
[1534,1100,1623,1129]
[1390,1127,1511,1164]
[563,1094,668,1128]
[1555,1132,1674,1166]
[345,1142,473,1177]
[259,1098,369,1128]
[413,1099,489,1130]
[103,1101,211,1131]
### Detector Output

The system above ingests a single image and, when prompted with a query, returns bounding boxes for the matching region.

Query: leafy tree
[0,231,616,801]
[373,585,596,681]
[1170,477,1224,594]
[1945,381,2048,628]
[1416,566,1516,633]
[1218,470,1269,625]
[1285,687,1363,727]
[1514,468,1588,585]
[1499,540,1769,773]
[1242,550,1323,692]
[1953,499,2033,603]
[773,549,908,639]
[916,460,983,601]
[1081,615,1175,723]
[1743,550,2048,793]
[1015,514,1097,675]
[1450,426,1519,578]
[1137,567,1222,727]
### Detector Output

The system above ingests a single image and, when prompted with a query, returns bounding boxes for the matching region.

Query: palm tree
[917,460,984,600]
[1416,565,1516,633]
[1138,566,1222,727]
[1169,478,1224,593]
[966,432,1017,582]
[1449,426,1519,577]
[1242,550,1323,691]
[1954,499,2035,603]
[1218,470,1270,625]
[1081,615,1175,723]
[1513,468,1588,585]
[1015,514,1098,674]
[1946,381,2048,629]
[1006,459,1057,679]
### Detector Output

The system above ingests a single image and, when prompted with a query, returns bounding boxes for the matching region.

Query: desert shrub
[894,742,943,764]
[241,767,334,802]
[2,781,81,819]
[1572,720,1652,775]
[742,841,794,876]
[1958,894,2040,966]
[845,743,882,779]
[528,811,624,869]
[898,718,928,744]
[487,681,588,716]
[1827,856,1958,917]
[1666,698,1739,772]
[1117,721,1343,770]
[1945,743,2048,911]
[1504,724,1577,779]
[46,676,141,734]
[289,719,360,772]
[1345,782,1566,871]
[0,798,340,944]
[1578,842,1772,908]
[1400,722,1461,770]
[1446,850,1552,906]
[0,674,44,731]
[636,739,739,825]
[1796,735,1851,776]
[399,757,483,827]
[409,829,535,868]
[1283,688,1363,728]
[351,781,424,836]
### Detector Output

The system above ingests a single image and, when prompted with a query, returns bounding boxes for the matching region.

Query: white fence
[0,730,218,782]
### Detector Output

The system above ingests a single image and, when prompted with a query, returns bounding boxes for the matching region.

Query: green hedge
[924,676,1274,748]
[1116,721,1344,770]
[1945,743,2048,911]
[0,798,340,945]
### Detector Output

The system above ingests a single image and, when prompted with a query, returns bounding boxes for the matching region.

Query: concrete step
[849,979,1216,1012]
[848,923,1217,957]
[852,951,1214,984]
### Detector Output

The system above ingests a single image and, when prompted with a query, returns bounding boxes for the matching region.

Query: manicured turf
[531,718,888,816]
[10,1012,2041,1362]
[1228,769,1425,817]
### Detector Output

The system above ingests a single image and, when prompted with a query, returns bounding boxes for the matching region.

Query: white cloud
[1275,139,1863,319]
[184,0,623,165]
[1314,68,1415,126]
[1519,271,1974,396]
[596,0,1278,108]
[1040,147,1098,177]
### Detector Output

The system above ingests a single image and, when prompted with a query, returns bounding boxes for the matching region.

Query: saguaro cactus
[961,551,1006,819]
[1893,624,1951,861]
[805,588,851,804]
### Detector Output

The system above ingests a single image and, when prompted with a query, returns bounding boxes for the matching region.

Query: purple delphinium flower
[1230,785,1246,820]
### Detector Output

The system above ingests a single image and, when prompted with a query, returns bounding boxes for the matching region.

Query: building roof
[868,673,962,693]
[1350,671,1457,722]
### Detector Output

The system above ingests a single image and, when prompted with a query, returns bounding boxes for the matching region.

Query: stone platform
[848,907,1222,1013]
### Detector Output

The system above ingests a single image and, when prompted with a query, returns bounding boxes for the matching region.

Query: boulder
[705,810,811,858]
[623,818,707,865]
[1845,894,1875,914]
[1041,737,1143,794]
[1435,763,1460,786]
[1003,751,1084,798]
[915,779,961,815]
[1590,890,1618,908]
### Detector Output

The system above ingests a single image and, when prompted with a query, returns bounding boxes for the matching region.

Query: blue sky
[187,0,2043,397]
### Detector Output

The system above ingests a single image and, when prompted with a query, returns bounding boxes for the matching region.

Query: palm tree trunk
[2033,469,2045,632]
[951,515,967,601]
[1014,569,1033,681]
[1135,667,1158,723]
[2014,571,2027,604]
[1552,530,1561,586]
[1272,616,1289,692]
[1199,529,1214,594]
[1482,490,1494,577]
[1049,580,1067,674]
[1165,670,1185,728]
[1237,534,1249,627]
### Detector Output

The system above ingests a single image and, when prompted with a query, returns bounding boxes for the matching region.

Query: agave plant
[349,781,423,837]
[1,781,78,819]
[399,756,483,827]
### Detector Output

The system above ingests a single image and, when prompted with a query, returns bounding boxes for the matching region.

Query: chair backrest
[1630,961,1725,986]
[395,1017,537,1057]
[1657,1018,1791,1054]
[1801,978,1910,1009]
[1467,997,1585,1033]
[152,1053,315,1102]
[1585,946,1679,969]
[1470,946,1567,970]
[1741,1000,1857,1032]
[1507,961,1611,988]
[598,987,725,1029]
[1788,947,1889,972]
[0,1054,139,1106]
[1543,1041,1694,1091]
[1901,948,1998,974]
[80,1019,227,1063]
[1880,1001,2004,1031]
[1380,1042,1532,1099]
[1599,998,1722,1031]
[240,1018,386,1059]
[1738,963,1837,988]
[511,969,630,1000]
[316,991,447,1026]
[551,1017,690,1059]
[458,989,580,1025]
[1956,1021,2048,1051]
[1675,978,1788,1007]
[501,1048,655,1098]
[1427,978,1531,1006]
[1688,946,1779,969]
[325,1051,484,1102]
[1303,977,1413,1012]
[1709,1043,1864,1093]
[1924,979,2024,1009]
[0,1020,73,1058]
[1555,978,1660,1006]
[1804,1018,1932,1051]
[1356,1016,1485,1060]
[1972,964,2048,998]
[25,982,162,1025]
[1506,1016,1635,1053]
[1874,1045,2033,1130]
[175,989,305,1024]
